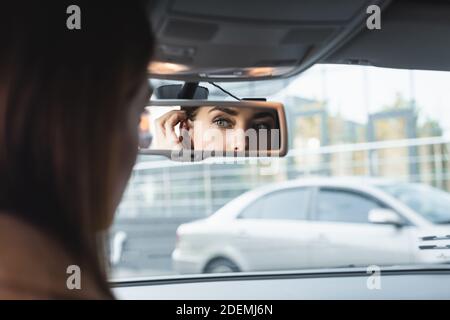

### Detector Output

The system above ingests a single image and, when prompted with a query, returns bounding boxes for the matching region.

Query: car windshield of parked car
[110,64,450,280]
[380,184,450,224]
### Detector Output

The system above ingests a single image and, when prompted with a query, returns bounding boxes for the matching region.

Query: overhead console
[146,0,391,81]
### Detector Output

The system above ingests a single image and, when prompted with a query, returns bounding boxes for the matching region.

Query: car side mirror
[368,208,404,227]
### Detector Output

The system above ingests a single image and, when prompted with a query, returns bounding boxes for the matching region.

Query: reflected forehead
[207,106,239,116]
[206,106,275,119]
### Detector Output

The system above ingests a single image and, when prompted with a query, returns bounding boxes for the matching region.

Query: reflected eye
[213,117,232,129]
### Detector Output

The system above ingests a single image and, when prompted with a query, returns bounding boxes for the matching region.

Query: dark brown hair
[181,106,200,121]
[0,2,154,297]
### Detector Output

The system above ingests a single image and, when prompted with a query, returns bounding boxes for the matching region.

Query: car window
[111,64,450,280]
[314,188,382,224]
[380,183,450,224]
[239,188,311,220]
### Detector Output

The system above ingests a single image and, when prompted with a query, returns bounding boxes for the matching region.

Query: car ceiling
[324,0,450,72]
[147,0,450,82]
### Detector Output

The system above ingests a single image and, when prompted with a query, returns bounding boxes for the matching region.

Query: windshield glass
[110,64,450,280]
[380,183,450,224]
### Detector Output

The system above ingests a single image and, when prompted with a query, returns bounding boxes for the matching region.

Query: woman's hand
[154,110,192,150]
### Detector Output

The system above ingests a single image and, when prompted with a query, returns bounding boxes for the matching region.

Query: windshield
[380,183,450,224]
[111,64,450,280]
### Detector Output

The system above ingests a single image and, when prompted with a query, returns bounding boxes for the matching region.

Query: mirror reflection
[139,104,284,156]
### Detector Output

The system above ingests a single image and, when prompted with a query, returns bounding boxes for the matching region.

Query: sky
[273,64,450,135]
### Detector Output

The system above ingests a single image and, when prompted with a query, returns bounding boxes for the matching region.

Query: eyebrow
[208,107,239,116]
[252,112,276,119]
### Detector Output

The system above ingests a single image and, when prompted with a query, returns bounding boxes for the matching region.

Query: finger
[156,110,186,138]
[164,112,187,144]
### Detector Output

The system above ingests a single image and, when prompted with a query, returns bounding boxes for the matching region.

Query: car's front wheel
[204,258,240,273]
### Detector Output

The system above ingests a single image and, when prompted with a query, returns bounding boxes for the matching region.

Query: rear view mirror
[138,100,288,161]
[154,84,209,100]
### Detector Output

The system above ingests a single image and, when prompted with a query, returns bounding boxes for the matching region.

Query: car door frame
[231,186,316,271]
[308,185,414,225]
[308,185,416,267]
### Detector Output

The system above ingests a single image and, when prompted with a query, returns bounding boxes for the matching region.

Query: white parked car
[172,177,450,274]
